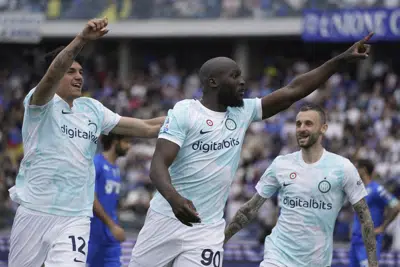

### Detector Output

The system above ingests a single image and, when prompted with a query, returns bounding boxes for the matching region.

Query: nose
[239,76,245,86]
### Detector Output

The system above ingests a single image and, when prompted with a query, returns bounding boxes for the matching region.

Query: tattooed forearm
[224,194,266,244]
[353,198,378,267]
[32,36,87,105]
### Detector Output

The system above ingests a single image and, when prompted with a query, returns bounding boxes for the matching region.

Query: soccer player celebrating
[224,104,377,267]
[129,34,374,267]
[8,18,164,267]
[349,159,400,267]
[87,133,131,267]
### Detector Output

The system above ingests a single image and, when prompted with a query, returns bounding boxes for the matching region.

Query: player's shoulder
[324,150,353,167]
[273,151,300,165]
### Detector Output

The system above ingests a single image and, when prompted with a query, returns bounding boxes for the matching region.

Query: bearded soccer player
[87,133,132,267]
[8,18,164,267]
[129,34,374,267]
[224,104,377,267]
[349,159,400,267]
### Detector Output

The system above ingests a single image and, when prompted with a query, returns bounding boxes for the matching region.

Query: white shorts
[9,205,90,267]
[129,208,225,267]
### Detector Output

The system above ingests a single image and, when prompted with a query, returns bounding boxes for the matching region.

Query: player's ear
[321,123,328,135]
[208,77,218,88]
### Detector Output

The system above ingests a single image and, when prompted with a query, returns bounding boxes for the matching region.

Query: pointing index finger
[360,32,374,44]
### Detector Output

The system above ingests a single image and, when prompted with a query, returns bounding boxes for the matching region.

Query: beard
[297,131,321,148]
[217,88,244,108]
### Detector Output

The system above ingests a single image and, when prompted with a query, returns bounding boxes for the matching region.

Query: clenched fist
[79,18,109,41]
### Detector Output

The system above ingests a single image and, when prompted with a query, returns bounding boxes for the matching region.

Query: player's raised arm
[150,138,201,226]
[260,33,373,119]
[31,18,109,106]
[224,193,266,244]
[353,199,378,267]
[111,116,166,138]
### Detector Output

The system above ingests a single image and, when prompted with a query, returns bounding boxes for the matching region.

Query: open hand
[342,32,374,61]
[79,18,109,41]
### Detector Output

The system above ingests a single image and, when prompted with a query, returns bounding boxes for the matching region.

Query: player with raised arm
[8,18,165,267]
[129,34,374,267]
[349,159,400,267]
[223,104,377,267]
[87,133,131,267]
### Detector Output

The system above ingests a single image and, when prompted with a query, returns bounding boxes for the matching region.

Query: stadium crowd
[0,42,399,249]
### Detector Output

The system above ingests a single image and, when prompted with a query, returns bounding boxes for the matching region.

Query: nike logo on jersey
[62,110,73,114]
[74,258,84,263]
[283,182,293,187]
[200,130,212,134]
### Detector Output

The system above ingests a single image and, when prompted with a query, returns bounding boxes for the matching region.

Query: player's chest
[278,167,343,198]
[188,113,246,141]
[51,104,101,147]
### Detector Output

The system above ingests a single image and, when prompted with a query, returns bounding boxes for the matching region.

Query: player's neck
[200,96,227,112]
[102,151,117,165]
[301,144,324,164]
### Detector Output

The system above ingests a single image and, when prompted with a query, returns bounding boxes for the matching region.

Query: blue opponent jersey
[90,153,121,244]
[351,181,399,244]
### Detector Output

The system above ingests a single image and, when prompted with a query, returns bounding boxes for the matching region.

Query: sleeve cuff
[158,134,183,147]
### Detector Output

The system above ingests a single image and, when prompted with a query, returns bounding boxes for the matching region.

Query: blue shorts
[87,241,121,267]
[349,242,381,267]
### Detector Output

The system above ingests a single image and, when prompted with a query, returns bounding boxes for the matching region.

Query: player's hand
[342,32,373,61]
[79,18,109,41]
[374,225,385,235]
[110,224,126,242]
[169,195,201,227]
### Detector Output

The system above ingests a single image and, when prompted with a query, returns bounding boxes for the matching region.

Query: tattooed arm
[224,193,267,244]
[31,18,109,106]
[353,198,378,267]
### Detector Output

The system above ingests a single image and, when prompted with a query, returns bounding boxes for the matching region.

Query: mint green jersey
[9,88,120,217]
[150,98,262,224]
[256,150,367,266]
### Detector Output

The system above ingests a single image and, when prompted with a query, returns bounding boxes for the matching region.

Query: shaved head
[198,57,245,108]
[199,57,238,87]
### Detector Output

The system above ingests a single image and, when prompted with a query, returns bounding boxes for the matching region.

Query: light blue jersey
[9,88,120,217]
[150,98,262,224]
[256,150,367,267]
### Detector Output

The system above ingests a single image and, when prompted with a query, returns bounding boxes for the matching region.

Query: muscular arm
[149,138,181,202]
[353,198,378,266]
[93,194,115,229]
[31,36,87,106]
[224,193,267,244]
[111,116,165,138]
[261,55,345,119]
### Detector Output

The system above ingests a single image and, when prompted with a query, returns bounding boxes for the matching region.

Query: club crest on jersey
[318,178,331,193]
[289,172,297,179]
[225,118,237,131]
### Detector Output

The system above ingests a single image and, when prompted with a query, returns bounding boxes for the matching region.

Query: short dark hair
[43,46,85,70]
[357,159,374,176]
[299,103,327,124]
[101,133,125,151]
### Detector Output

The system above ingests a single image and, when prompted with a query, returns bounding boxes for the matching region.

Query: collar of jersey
[298,149,327,168]
[195,100,227,119]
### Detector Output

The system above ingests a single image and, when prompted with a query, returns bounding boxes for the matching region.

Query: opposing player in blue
[8,18,164,267]
[87,133,131,267]
[129,34,374,267]
[349,159,400,267]
[224,104,377,267]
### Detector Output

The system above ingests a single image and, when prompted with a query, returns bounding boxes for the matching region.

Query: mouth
[297,135,309,142]
[237,89,245,98]
[71,82,82,90]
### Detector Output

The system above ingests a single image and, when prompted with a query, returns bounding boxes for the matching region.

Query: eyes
[296,121,313,128]
[67,68,83,75]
